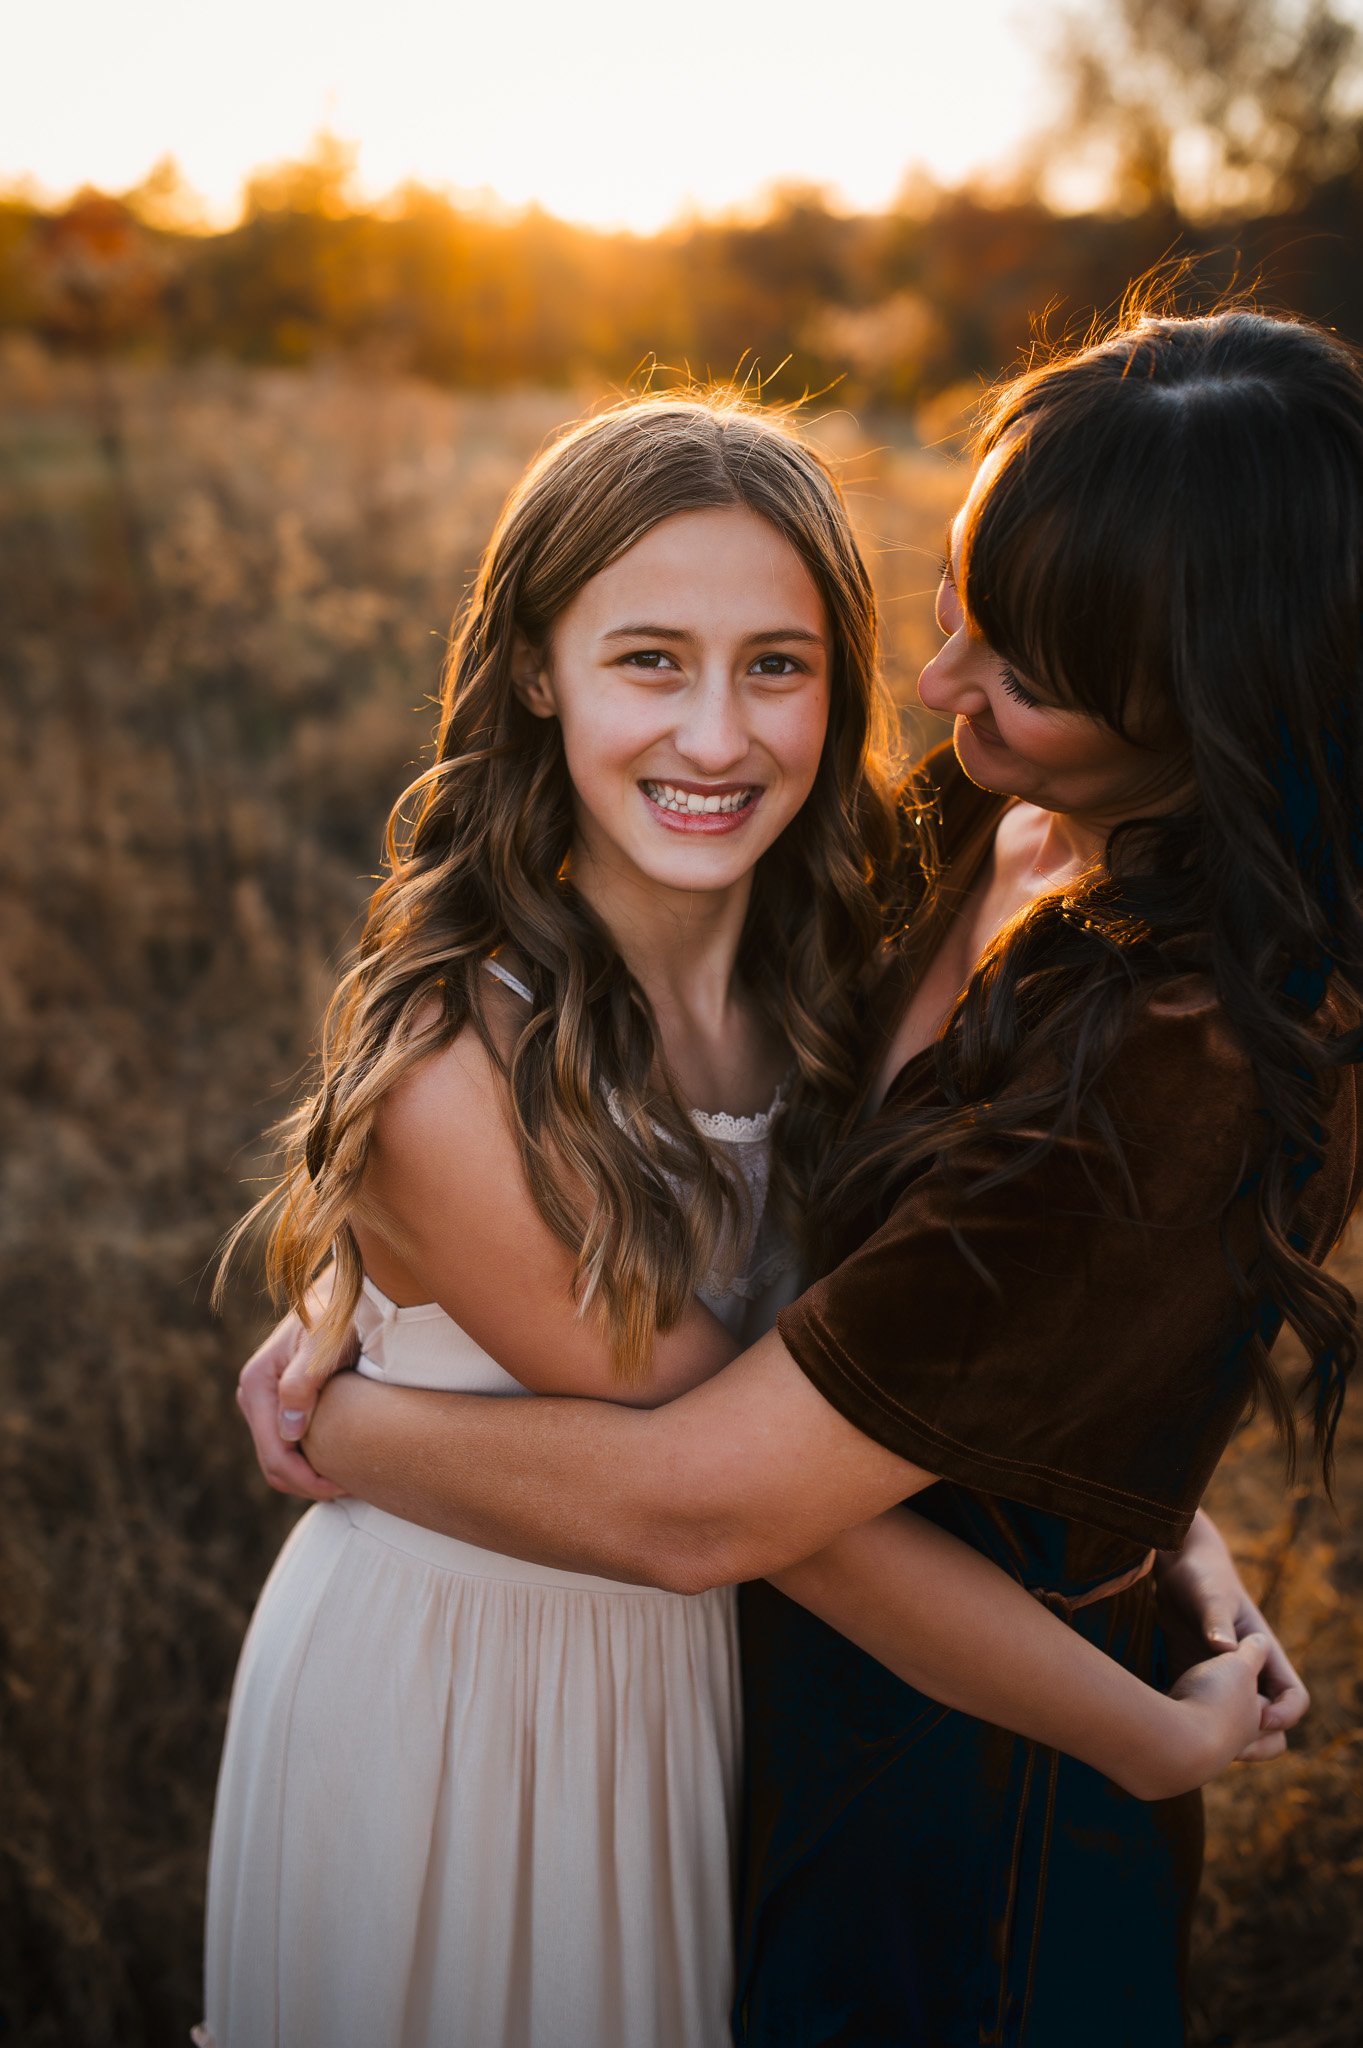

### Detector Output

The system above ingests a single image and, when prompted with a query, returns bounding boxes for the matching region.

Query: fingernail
[1208,1628,1235,1645]
[279,1409,307,1440]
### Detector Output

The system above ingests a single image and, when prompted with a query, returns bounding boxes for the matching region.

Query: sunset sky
[8,0,1079,229]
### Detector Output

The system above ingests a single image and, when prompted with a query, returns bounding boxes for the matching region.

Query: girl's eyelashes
[616,649,807,679]
[618,649,680,672]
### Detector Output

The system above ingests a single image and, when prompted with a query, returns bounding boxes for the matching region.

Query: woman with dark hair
[246,308,1362,2043]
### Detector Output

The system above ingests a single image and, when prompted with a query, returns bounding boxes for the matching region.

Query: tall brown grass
[0,341,1356,2046]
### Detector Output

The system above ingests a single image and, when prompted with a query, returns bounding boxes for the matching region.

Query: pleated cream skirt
[199,1498,741,2048]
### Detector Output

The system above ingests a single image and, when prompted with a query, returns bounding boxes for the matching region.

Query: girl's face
[919,456,1189,826]
[520,504,832,905]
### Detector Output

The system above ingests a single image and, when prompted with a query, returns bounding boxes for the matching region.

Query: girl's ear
[510,630,557,719]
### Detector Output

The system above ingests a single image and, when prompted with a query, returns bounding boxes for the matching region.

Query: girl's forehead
[567,506,827,627]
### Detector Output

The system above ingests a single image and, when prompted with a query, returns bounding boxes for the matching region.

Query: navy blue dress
[734,1502,1201,2047]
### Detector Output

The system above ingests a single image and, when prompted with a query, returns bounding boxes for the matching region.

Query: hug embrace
[203,303,1363,2048]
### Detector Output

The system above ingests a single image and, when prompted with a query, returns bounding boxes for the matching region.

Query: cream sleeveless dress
[198,966,798,2048]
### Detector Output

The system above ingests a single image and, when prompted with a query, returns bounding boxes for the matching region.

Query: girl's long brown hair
[815,306,1363,1475]
[222,392,901,1379]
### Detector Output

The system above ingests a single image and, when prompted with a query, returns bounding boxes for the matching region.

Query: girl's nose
[673,677,749,774]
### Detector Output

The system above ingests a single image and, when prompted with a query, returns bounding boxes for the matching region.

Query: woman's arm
[304,1326,928,1589]
[298,1340,1285,1796]
[242,1329,1304,1784]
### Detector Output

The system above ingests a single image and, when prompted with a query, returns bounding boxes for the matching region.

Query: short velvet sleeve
[777,1004,1269,1549]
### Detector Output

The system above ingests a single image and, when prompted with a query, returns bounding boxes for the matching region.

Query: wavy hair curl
[223,391,902,1380]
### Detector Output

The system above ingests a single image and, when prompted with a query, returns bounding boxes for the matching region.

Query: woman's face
[919,455,1189,825]
[520,503,832,905]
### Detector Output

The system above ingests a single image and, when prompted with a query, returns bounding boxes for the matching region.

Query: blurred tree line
[5,0,1363,406]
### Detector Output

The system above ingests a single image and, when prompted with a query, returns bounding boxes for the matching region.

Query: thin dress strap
[482,957,535,1005]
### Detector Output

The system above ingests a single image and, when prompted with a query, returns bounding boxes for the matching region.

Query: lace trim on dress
[688,1077,790,1143]
[606,1075,791,1146]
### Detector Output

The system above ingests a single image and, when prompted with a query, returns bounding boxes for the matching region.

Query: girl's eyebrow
[601,624,825,644]
[602,624,692,639]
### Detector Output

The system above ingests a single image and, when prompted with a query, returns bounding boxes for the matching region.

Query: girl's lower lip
[639,786,763,834]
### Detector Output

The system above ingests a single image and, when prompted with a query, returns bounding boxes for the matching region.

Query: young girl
[215,390,1282,2048]
[275,312,1360,2045]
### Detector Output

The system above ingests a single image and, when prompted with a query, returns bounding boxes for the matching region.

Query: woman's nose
[917,636,983,718]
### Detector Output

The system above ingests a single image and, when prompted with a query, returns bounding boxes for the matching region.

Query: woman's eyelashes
[996,663,1042,708]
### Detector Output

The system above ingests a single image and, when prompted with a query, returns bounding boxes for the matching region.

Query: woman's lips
[960,713,1006,750]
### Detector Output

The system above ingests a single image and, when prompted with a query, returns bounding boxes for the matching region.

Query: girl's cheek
[764,686,830,778]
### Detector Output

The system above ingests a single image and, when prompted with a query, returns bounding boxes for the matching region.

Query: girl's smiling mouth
[640,778,762,831]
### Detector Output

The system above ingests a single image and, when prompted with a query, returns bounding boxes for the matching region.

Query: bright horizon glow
[6,0,1079,232]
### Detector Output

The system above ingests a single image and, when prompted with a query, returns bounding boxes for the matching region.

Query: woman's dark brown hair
[817,307,1363,1472]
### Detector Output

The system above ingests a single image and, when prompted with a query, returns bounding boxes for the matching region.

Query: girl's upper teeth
[646,782,753,815]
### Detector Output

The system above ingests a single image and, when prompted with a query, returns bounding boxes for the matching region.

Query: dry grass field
[0,343,1358,2046]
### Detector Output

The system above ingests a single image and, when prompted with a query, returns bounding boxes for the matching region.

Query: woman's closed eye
[997,663,1042,709]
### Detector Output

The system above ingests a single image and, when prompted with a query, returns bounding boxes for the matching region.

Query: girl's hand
[1156,1508,1309,1758]
[236,1310,353,1502]
[1164,1631,1283,1786]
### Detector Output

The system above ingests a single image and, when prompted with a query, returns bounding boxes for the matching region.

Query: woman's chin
[953,714,1024,795]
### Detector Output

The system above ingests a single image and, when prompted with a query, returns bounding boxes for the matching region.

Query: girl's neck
[569,841,755,1039]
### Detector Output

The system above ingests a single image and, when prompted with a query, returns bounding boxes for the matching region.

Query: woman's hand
[236,1308,354,1503]
[1156,1508,1309,1759]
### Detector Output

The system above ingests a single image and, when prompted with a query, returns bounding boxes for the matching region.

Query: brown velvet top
[777,744,1363,1552]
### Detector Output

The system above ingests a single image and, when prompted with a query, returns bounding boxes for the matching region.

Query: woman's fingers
[1200,1590,1239,1650]
[1233,1599,1310,1730]
[1158,1549,1239,1651]
[1234,1630,1270,1683]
